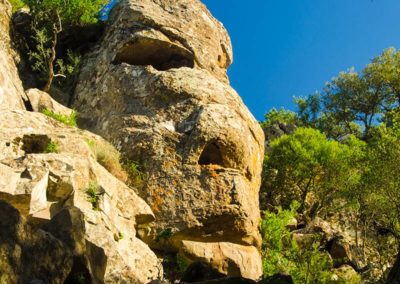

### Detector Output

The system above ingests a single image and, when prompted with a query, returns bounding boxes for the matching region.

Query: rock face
[0,0,26,111]
[74,0,264,279]
[0,110,162,283]
[0,200,72,284]
[26,88,74,116]
[1,1,163,281]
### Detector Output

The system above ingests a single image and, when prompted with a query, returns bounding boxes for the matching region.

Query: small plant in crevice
[85,182,101,211]
[43,108,77,126]
[155,228,173,243]
[176,255,190,274]
[114,231,124,242]
[162,253,191,282]
[85,138,128,182]
[123,158,145,188]
[46,140,59,153]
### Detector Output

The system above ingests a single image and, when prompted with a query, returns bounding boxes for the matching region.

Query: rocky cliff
[0,0,265,282]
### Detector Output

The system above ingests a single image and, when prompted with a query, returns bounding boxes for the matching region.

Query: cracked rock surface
[74,0,264,279]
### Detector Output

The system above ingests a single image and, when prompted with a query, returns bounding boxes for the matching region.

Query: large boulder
[0,110,162,283]
[0,200,72,283]
[73,0,264,279]
[0,0,26,110]
[25,88,74,116]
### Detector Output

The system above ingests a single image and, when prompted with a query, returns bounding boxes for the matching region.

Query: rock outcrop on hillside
[73,0,264,279]
[0,1,163,281]
[1,0,265,281]
[0,0,26,110]
[0,110,162,283]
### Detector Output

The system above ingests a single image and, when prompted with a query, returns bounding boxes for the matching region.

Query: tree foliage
[295,48,400,139]
[263,127,364,217]
[261,48,400,281]
[261,202,334,283]
[362,111,400,240]
[20,0,106,93]
[262,107,299,127]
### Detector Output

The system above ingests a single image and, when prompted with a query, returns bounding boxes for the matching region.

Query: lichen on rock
[1,0,265,281]
[74,0,265,279]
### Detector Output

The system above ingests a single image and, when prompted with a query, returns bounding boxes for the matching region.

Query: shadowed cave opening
[112,38,195,71]
[64,256,92,284]
[198,142,226,167]
[21,134,51,154]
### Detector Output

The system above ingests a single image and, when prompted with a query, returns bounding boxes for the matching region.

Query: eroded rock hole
[21,134,51,154]
[199,142,225,167]
[64,256,92,284]
[113,38,195,71]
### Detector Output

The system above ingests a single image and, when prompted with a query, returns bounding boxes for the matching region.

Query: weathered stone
[0,0,26,110]
[179,241,262,280]
[73,0,264,279]
[0,110,162,283]
[26,88,74,116]
[0,200,72,283]
[332,265,361,283]
[327,236,353,267]
[105,0,232,83]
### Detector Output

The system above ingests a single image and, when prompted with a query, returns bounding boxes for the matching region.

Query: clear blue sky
[201,0,400,121]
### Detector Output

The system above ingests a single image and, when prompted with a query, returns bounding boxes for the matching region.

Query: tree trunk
[42,27,57,93]
[43,11,62,93]
[387,250,400,283]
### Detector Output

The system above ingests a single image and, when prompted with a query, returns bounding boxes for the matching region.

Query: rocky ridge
[0,0,265,282]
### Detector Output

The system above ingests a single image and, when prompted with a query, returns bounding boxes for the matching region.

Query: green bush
[9,0,26,12]
[43,108,77,126]
[261,202,334,283]
[262,127,364,217]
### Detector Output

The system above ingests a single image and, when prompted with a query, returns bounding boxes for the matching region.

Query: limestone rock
[26,88,74,116]
[179,241,262,280]
[0,200,72,283]
[0,110,162,283]
[0,0,26,111]
[73,0,264,279]
[106,0,232,83]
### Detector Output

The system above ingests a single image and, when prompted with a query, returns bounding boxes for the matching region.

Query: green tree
[296,48,400,139]
[262,107,299,127]
[263,127,364,218]
[23,0,106,92]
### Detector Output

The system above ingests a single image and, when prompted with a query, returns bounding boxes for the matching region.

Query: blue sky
[201,0,400,121]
